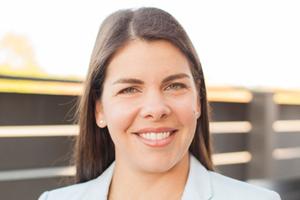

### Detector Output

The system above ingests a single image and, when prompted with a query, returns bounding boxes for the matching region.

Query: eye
[165,82,187,91]
[118,87,140,94]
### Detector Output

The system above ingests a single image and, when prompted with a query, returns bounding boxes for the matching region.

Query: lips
[134,127,177,134]
[133,127,177,147]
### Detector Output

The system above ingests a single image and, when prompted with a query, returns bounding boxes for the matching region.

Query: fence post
[247,91,278,179]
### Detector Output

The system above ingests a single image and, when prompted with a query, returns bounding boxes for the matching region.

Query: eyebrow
[112,73,190,85]
[162,73,190,84]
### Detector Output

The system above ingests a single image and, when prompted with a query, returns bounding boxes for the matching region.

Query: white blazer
[38,155,281,200]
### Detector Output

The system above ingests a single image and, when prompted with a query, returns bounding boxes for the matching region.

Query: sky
[0,0,299,89]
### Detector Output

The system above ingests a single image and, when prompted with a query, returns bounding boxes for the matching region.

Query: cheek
[177,107,198,132]
[102,100,138,137]
[171,95,199,125]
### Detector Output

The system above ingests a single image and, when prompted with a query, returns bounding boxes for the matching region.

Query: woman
[39,7,280,200]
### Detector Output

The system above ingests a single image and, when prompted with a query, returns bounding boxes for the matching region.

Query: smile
[134,128,177,147]
[139,132,171,140]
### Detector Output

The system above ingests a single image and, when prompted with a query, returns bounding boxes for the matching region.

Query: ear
[95,100,107,128]
[195,95,201,119]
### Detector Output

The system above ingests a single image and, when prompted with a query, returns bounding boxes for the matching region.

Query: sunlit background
[0,0,299,89]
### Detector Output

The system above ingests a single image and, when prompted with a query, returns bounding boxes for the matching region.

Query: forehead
[105,40,192,83]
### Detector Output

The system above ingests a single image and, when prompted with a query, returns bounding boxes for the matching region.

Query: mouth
[137,130,177,140]
[133,128,178,147]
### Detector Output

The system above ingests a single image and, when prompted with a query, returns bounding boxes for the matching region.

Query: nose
[139,92,171,121]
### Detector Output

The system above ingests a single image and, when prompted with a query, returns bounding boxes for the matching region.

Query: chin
[140,163,173,174]
[136,155,178,174]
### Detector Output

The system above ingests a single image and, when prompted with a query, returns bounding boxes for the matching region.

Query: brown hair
[74,7,214,183]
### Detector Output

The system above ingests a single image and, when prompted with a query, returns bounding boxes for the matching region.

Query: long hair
[74,7,214,183]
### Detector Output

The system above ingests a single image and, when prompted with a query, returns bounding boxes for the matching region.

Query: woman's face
[95,39,201,173]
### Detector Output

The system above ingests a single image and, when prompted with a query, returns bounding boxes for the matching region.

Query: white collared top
[38,155,281,200]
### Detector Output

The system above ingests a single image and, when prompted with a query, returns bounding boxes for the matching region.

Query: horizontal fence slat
[212,151,251,166]
[215,163,247,181]
[276,132,300,148]
[210,102,249,121]
[0,137,74,170]
[212,133,248,153]
[0,176,72,200]
[273,147,300,160]
[0,150,250,181]
[278,105,300,120]
[210,121,251,134]
[0,122,250,138]
[273,120,300,132]
[0,166,75,181]
[0,78,82,95]
[274,91,300,105]
[207,87,252,103]
[274,158,300,180]
[0,93,77,125]
[0,125,78,137]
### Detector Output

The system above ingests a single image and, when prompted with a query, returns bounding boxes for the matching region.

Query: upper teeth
[139,132,171,140]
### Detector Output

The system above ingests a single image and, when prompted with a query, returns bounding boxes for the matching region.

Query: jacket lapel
[84,162,115,200]
[181,155,213,200]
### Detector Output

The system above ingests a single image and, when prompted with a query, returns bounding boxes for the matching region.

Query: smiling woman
[38,7,281,200]
[95,39,201,177]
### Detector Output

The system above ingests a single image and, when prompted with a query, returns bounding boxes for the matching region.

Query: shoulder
[186,155,281,200]
[38,178,100,200]
[38,162,115,200]
[208,171,281,200]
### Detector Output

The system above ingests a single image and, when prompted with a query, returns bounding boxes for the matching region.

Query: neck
[108,153,190,200]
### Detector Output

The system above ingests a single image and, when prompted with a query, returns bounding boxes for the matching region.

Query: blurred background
[0,0,299,199]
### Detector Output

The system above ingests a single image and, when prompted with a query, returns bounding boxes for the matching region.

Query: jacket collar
[181,155,213,200]
[85,162,115,200]
[87,154,213,200]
